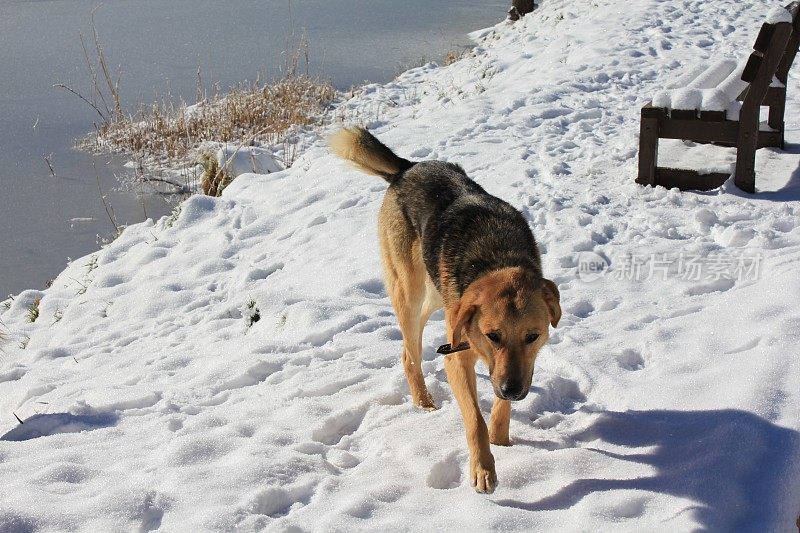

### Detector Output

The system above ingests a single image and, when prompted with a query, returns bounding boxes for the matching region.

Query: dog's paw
[414,393,438,411]
[470,455,497,494]
[489,433,512,446]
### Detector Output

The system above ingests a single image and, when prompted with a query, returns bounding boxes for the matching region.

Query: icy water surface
[0,0,506,296]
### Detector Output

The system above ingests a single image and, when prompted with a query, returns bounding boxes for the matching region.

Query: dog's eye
[485,332,501,344]
[525,333,540,344]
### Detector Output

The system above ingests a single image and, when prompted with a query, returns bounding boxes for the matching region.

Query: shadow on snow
[1,412,119,442]
[494,408,800,531]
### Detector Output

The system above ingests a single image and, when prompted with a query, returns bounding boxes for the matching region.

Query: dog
[330,127,561,493]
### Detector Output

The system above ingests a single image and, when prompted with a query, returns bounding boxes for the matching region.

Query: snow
[689,59,739,89]
[2,0,800,531]
[214,143,283,178]
[652,59,749,113]
[766,5,793,24]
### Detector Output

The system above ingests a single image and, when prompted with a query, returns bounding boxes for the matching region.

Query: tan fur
[378,212,560,493]
[329,127,409,178]
[439,267,559,492]
[331,128,561,494]
[378,189,441,409]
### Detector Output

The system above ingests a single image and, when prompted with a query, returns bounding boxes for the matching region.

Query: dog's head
[447,267,561,401]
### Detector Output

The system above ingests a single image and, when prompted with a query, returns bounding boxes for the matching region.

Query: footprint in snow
[0,365,27,383]
[337,197,360,209]
[529,376,588,418]
[245,483,315,518]
[599,495,651,519]
[666,304,703,319]
[245,262,284,282]
[307,215,327,228]
[724,337,761,355]
[685,278,735,296]
[138,491,171,533]
[327,449,360,470]
[311,406,368,446]
[567,299,595,319]
[426,450,462,490]
[615,348,646,371]
[353,278,386,297]
[213,360,281,394]
[623,314,658,331]
[409,147,432,158]
[292,373,368,399]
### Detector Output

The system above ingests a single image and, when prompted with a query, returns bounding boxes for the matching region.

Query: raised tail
[329,127,413,182]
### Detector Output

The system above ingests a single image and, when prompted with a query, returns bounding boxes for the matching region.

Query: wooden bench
[637,2,800,193]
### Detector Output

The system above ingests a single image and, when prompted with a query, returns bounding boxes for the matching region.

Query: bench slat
[659,119,739,143]
[670,109,698,120]
[741,53,764,83]
[641,105,667,119]
[787,1,800,23]
[754,23,776,53]
[699,110,728,121]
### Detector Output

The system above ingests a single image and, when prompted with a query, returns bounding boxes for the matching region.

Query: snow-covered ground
[2,0,800,531]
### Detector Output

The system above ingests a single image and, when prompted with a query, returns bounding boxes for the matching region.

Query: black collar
[436,342,471,355]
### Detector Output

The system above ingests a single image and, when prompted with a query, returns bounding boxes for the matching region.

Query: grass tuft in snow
[165,205,182,228]
[198,151,234,197]
[242,298,261,328]
[26,298,41,323]
[444,48,469,66]
[0,321,8,349]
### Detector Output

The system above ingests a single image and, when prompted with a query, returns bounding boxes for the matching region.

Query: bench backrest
[740,2,800,109]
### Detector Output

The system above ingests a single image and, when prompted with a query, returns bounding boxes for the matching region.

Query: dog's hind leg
[379,198,436,410]
[444,350,497,493]
[489,398,512,446]
[386,257,436,410]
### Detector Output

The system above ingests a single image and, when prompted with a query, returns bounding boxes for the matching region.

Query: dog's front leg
[489,398,512,446]
[444,351,497,493]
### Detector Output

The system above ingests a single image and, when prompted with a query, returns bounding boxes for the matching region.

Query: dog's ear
[448,301,476,348]
[541,279,561,328]
[446,289,480,347]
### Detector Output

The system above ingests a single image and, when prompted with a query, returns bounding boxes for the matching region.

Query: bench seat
[637,2,800,193]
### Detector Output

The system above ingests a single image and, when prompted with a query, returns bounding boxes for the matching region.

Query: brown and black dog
[330,127,561,493]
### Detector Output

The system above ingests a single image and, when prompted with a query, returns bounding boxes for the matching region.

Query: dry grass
[87,75,335,166]
[198,151,234,197]
[62,15,336,191]
[444,49,469,66]
[26,298,40,323]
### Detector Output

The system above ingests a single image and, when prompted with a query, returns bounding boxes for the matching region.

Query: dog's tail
[329,127,413,182]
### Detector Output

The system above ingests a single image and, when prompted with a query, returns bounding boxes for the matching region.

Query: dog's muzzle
[497,379,527,401]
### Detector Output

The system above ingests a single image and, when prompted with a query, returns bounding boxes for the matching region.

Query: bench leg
[768,87,786,149]
[735,107,759,194]
[637,116,659,186]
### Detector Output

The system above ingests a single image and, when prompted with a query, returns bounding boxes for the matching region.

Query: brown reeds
[59,14,335,187]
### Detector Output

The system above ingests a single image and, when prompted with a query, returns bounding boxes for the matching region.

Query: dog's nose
[499,380,524,401]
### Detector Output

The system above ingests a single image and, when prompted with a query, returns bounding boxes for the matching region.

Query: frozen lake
[0,0,506,296]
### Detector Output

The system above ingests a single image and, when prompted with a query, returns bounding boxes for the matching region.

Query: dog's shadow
[494,408,799,530]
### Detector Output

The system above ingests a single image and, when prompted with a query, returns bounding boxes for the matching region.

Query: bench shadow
[494,409,800,531]
[1,412,119,441]
[716,142,800,201]
[758,144,800,201]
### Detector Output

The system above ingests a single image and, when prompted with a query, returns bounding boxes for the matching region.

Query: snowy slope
[2,0,800,531]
